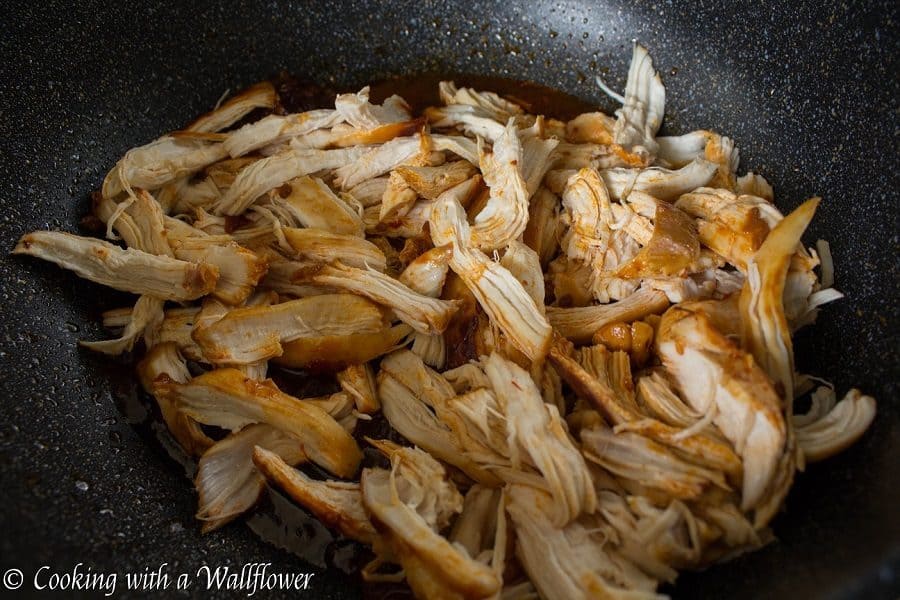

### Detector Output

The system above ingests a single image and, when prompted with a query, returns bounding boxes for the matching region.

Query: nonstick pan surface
[0,1,897,598]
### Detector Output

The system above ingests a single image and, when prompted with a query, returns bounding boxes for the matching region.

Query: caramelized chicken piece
[521,123,560,196]
[581,427,727,500]
[560,167,615,272]
[547,255,596,308]
[379,170,419,222]
[215,147,366,216]
[103,134,229,200]
[137,342,212,457]
[273,175,365,236]
[193,294,386,364]
[522,187,561,267]
[794,388,876,462]
[337,363,380,414]
[615,199,700,279]
[396,161,478,200]
[656,131,739,189]
[93,188,171,253]
[740,197,820,404]
[552,340,741,479]
[676,187,781,272]
[481,352,598,523]
[736,172,774,201]
[399,245,452,299]
[187,81,277,134]
[600,159,717,202]
[282,227,387,271]
[425,104,507,142]
[439,80,523,121]
[500,240,546,312]
[547,288,669,344]
[377,363,499,486]
[566,112,616,145]
[87,189,171,351]
[656,299,785,510]
[449,485,502,559]
[253,446,377,544]
[169,237,268,305]
[156,368,362,478]
[334,135,430,189]
[224,109,342,157]
[275,323,413,371]
[361,443,500,600]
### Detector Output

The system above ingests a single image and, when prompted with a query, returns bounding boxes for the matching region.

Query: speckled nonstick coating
[0,1,897,598]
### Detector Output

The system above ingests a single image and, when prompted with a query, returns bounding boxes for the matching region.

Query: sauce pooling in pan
[369,73,597,121]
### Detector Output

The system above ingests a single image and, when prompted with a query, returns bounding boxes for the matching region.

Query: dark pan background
[1,1,898,598]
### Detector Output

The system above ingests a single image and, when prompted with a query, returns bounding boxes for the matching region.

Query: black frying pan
[1,1,898,598]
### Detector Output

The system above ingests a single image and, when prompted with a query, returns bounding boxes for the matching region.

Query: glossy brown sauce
[112,75,594,598]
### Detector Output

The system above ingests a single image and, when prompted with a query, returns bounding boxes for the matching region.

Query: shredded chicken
[282,227,387,271]
[137,342,212,456]
[253,446,377,544]
[361,445,501,599]
[469,119,530,250]
[14,231,218,301]
[155,368,362,478]
[195,423,305,532]
[431,188,552,361]
[309,261,460,334]
[657,298,785,510]
[508,484,662,600]
[794,388,876,462]
[611,43,666,164]
[193,293,387,364]
[14,45,876,600]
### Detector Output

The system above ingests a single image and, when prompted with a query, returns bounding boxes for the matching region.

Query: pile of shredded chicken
[15,44,877,599]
